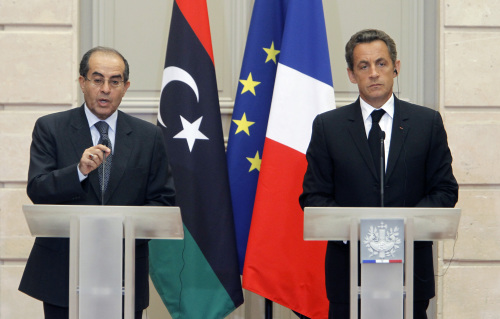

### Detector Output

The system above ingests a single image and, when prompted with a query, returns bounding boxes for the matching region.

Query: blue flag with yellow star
[227,0,287,273]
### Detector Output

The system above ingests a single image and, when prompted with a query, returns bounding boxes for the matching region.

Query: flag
[242,0,335,318]
[227,0,286,274]
[149,1,244,318]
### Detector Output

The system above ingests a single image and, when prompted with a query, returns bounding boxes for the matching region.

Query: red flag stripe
[243,138,328,318]
[176,0,214,63]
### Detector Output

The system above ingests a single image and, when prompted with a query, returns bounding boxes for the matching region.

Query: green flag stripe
[149,227,238,319]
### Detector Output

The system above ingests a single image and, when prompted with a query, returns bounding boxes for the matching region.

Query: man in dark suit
[299,29,458,319]
[19,47,175,319]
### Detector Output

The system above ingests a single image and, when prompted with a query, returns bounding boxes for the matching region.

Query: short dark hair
[79,46,130,83]
[345,29,397,71]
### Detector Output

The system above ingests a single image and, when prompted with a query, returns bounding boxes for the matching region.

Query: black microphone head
[380,131,386,140]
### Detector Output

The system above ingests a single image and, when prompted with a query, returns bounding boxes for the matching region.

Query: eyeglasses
[85,77,125,88]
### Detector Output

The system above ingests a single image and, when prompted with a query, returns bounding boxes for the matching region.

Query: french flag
[242,0,335,318]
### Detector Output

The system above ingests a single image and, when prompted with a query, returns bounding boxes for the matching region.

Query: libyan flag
[149,0,244,318]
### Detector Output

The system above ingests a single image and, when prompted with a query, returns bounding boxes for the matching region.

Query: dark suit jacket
[19,105,175,309]
[299,96,458,303]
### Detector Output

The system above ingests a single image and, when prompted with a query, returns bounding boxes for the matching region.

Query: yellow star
[239,73,261,95]
[247,151,262,172]
[263,41,280,64]
[232,113,255,136]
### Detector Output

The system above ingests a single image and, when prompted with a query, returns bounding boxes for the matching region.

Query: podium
[23,204,183,319]
[304,207,461,319]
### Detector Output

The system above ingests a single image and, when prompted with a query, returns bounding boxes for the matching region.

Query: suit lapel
[69,107,93,155]
[346,100,379,179]
[386,98,410,181]
[103,111,133,204]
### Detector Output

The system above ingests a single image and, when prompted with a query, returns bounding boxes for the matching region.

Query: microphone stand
[380,131,386,207]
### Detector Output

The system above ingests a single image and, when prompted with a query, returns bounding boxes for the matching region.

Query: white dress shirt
[77,105,118,181]
[360,95,395,170]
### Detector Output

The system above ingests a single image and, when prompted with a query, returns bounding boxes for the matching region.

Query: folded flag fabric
[242,1,335,318]
[150,1,244,318]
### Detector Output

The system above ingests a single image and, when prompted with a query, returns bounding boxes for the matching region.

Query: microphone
[380,131,386,207]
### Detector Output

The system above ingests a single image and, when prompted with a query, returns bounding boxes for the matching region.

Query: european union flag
[227,0,288,273]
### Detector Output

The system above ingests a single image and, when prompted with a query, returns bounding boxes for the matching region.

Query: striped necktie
[94,121,113,193]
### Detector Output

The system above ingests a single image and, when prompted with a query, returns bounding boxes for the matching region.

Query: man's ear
[393,60,401,78]
[347,67,357,84]
[122,81,131,96]
[78,76,86,91]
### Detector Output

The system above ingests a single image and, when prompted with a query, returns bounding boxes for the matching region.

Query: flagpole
[265,298,273,319]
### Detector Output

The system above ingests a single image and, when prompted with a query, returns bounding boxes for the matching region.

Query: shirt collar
[84,104,118,133]
[360,94,395,122]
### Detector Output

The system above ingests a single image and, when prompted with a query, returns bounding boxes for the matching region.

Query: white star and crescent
[174,116,208,152]
[158,66,200,128]
[159,66,209,152]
